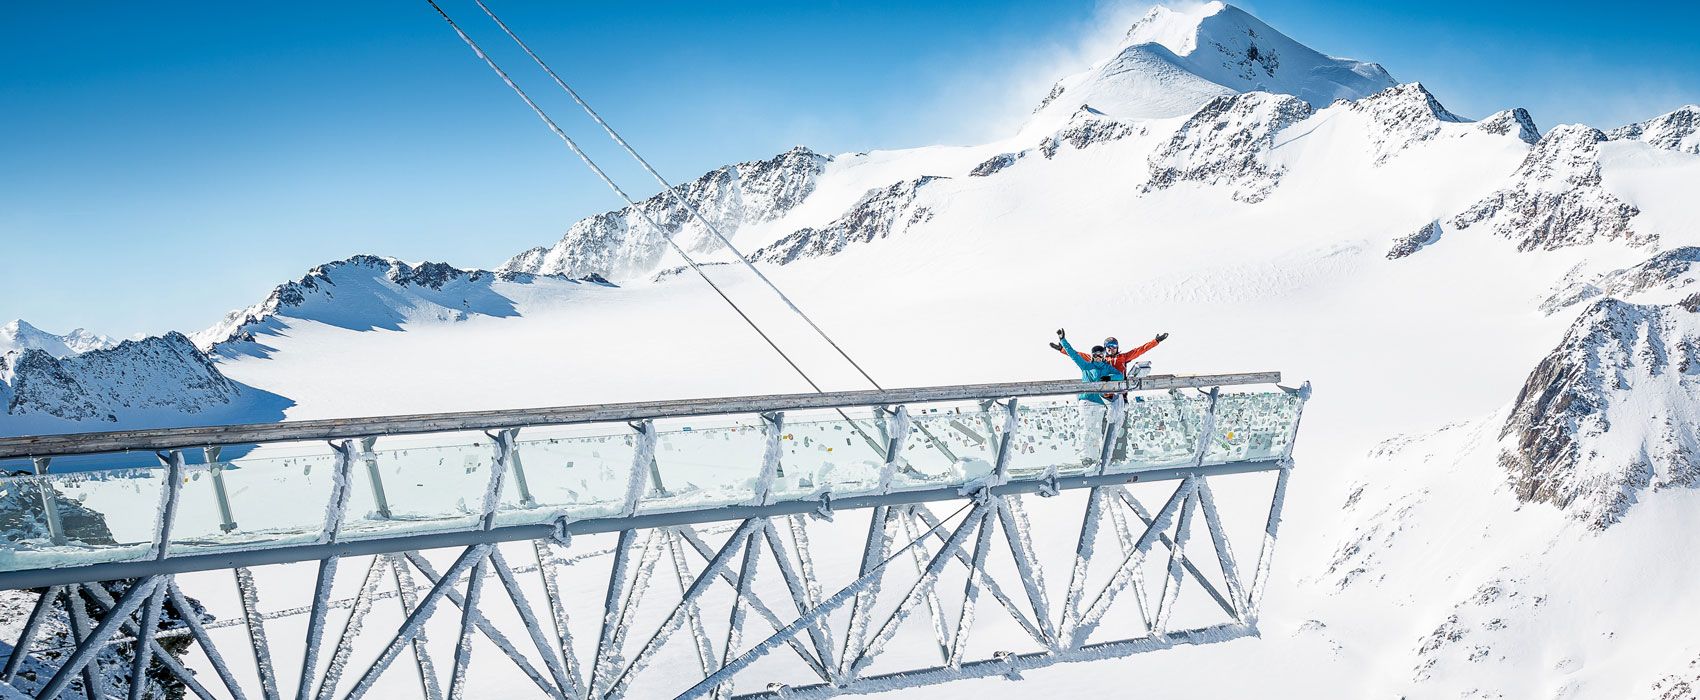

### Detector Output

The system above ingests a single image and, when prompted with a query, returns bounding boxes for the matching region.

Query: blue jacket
[1059,337,1125,404]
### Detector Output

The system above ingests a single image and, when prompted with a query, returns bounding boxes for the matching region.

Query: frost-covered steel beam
[0,460,1285,591]
[0,585,59,683]
[731,623,1255,700]
[0,373,1280,458]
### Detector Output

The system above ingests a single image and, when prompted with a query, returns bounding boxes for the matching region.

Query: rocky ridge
[1143,91,1314,203]
[193,255,611,356]
[1608,105,1700,155]
[500,146,831,280]
[1499,298,1700,528]
[750,177,943,265]
[1450,124,1649,252]
[2,333,240,423]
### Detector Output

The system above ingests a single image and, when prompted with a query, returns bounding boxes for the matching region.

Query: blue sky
[4,0,1697,339]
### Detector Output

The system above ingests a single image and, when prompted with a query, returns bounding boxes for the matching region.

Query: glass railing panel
[338,431,495,541]
[0,462,166,571]
[892,400,1011,492]
[768,406,887,502]
[636,415,768,514]
[497,423,639,526]
[1109,392,1210,473]
[1202,391,1302,465]
[1002,397,1092,478]
[167,443,341,556]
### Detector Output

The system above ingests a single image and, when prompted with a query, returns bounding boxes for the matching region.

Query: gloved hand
[1155,332,1169,342]
[1048,342,1063,351]
[1056,328,1066,339]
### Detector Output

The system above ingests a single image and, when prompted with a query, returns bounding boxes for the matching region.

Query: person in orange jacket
[1050,332,1169,376]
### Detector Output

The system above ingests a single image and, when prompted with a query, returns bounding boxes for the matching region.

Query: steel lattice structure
[0,374,1308,699]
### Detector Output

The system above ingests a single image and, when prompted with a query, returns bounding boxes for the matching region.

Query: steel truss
[0,378,1307,699]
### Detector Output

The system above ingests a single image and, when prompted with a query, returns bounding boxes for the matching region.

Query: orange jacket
[1056,337,1162,375]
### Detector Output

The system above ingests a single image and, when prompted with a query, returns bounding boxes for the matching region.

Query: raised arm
[1116,333,1168,362]
[1058,336,1092,370]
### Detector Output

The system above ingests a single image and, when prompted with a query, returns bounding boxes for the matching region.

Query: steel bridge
[0,373,1308,699]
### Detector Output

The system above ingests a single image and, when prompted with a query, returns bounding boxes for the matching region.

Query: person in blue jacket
[1055,328,1125,404]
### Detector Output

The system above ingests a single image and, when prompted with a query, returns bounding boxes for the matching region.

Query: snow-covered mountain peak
[2,332,251,427]
[0,320,116,358]
[1030,2,1394,130]
[1608,104,1700,155]
[1476,107,1542,145]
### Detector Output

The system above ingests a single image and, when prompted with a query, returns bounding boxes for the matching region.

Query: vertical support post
[1280,381,1313,460]
[31,456,66,546]
[946,507,995,668]
[299,440,357,700]
[1246,463,1293,624]
[390,556,446,700]
[533,540,584,695]
[153,449,186,560]
[480,430,514,532]
[995,498,1057,645]
[1096,395,1128,475]
[839,505,896,676]
[1153,486,1198,636]
[1195,478,1248,621]
[715,527,763,700]
[589,529,638,698]
[1059,488,1108,645]
[623,420,657,515]
[127,579,170,700]
[878,406,910,493]
[235,566,282,700]
[359,435,392,520]
[206,445,238,533]
[320,440,359,544]
[990,399,1020,481]
[447,555,489,700]
[1190,387,1221,468]
[64,585,109,700]
[754,412,785,506]
[506,432,536,507]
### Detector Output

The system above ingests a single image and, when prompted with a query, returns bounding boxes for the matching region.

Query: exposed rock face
[1345,83,1467,164]
[1542,247,1700,314]
[1039,109,1142,159]
[1476,108,1541,145]
[1387,221,1443,259]
[193,255,611,355]
[500,146,831,280]
[3,333,239,422]
[1499,298,1700,529]
[750,177,941,265]
[1608,105,1700,155]
[1143,92,1314,203]
[1450,125,1648,251]
[969,152,1022,177]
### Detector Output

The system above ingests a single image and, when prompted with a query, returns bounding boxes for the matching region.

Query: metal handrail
[0,372,1279,459]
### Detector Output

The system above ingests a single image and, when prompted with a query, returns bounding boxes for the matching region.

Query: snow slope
[10,3,1700,698]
